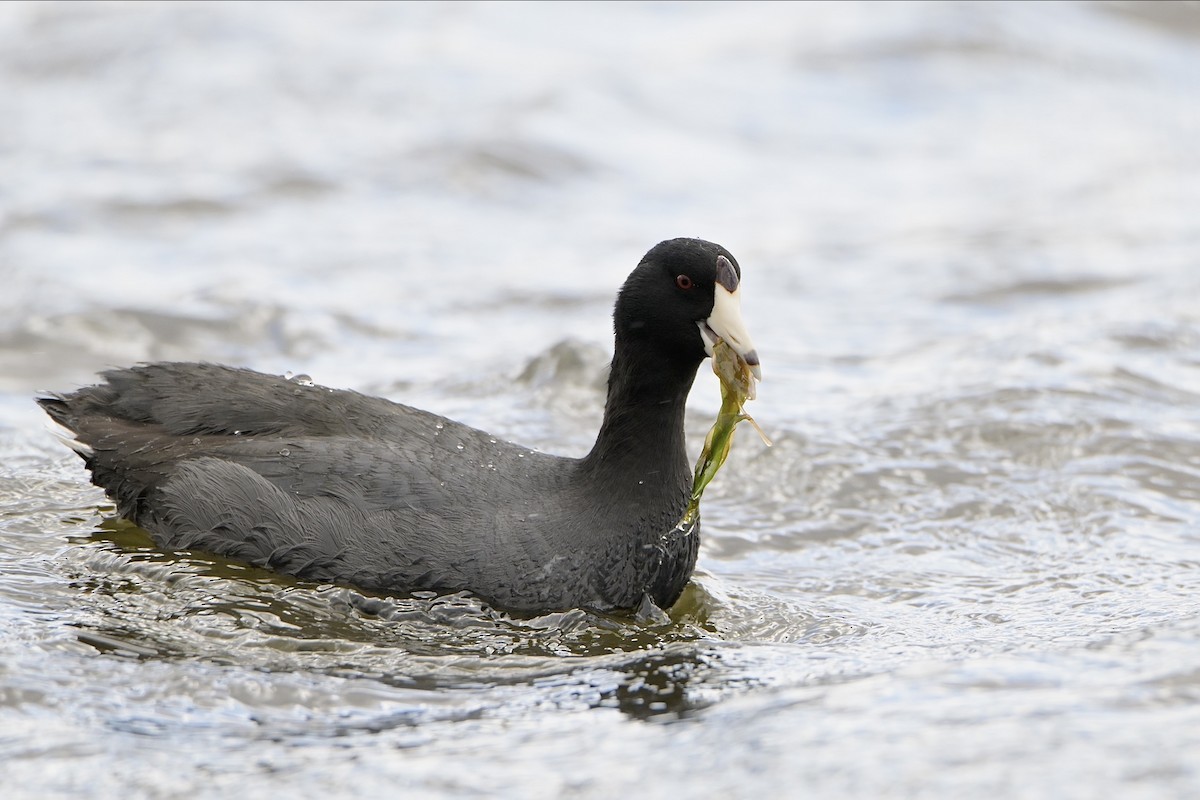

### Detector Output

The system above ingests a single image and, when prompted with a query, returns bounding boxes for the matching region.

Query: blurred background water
[2,1,1199,798]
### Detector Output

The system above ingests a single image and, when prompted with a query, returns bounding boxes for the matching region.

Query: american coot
[39,238,760,614]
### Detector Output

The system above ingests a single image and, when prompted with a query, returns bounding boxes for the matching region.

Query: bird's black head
[614,238,759,379]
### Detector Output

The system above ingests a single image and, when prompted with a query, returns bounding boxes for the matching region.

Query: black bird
[38,238,761,613]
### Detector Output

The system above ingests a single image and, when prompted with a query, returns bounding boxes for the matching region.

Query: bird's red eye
[676,274,693,290]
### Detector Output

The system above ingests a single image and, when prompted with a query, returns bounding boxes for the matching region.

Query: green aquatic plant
[681,339,770,526]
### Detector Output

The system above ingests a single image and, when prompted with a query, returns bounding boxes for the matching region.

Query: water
[2,1,1199,797]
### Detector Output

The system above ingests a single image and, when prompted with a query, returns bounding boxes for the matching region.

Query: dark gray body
[40,363,698,612]
[37,239,747,613]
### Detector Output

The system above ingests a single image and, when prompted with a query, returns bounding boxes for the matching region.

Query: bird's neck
[580,344,699,485]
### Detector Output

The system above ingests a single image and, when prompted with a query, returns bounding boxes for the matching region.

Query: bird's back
[39,363,610,608]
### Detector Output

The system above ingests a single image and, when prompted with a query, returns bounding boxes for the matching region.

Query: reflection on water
[3,1,1200,798]
[69,518,731,722]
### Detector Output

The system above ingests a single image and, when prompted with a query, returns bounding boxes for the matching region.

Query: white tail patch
[44,418,94,457]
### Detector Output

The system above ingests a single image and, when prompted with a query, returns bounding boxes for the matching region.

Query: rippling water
[2,2,1199,798]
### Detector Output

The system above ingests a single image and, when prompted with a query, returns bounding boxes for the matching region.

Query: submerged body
[39,239,759,613]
